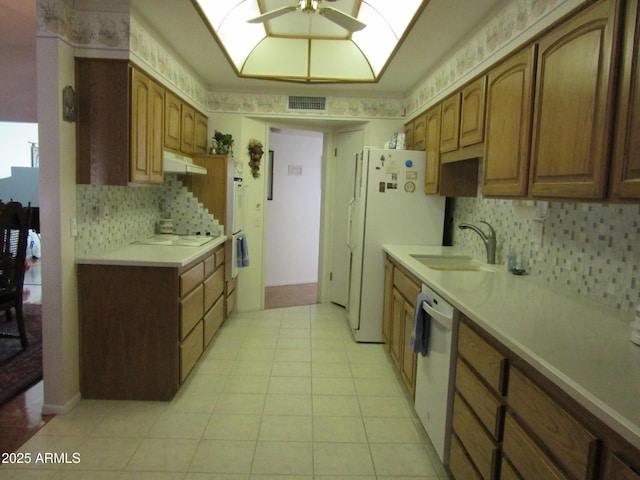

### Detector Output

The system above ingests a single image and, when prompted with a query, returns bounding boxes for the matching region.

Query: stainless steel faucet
[458,221,497,264]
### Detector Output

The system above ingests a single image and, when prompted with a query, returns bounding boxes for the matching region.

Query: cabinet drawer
[455,358,504,439]
[204,296,224,346]
[180,320,203,382]
[458,321,507,394]
[503,413,568,480]
[509,366,598,480]
[606,453,640,480]
[204,267,224,313]
[227,275,237,294]
[180,284,203,339]
[449,433,482,480]
[500,457,521,480]
[393,267,420,304]
[214,247,225,268]
[180,262,204,296]
[226,285,237,316]
[452,393,500,480]
[204,253,216,278]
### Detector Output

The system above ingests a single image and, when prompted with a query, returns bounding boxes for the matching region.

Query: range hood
[163,150,207,175]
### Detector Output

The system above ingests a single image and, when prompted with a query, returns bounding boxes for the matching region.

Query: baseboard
[41,391,81,415]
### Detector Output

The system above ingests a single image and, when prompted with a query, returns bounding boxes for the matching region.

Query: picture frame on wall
[267,150,274,200]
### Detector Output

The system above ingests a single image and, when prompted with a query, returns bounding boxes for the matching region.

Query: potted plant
[211,130,234,155]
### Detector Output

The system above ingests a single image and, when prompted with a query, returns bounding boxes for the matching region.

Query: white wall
[265,128,323,287]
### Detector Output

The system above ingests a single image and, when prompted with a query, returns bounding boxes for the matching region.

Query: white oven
[230,179,246,279]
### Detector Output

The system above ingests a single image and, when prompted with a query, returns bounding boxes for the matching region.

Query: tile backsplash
[453,196,640,313]
[76,175,221,256]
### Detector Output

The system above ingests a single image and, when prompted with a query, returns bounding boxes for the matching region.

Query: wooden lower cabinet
[450,433,483,480]
[452,393,500,480]
[448,316,640,480]
[382,255,421,397]
[503,413,569,480]
[78,244,226,400]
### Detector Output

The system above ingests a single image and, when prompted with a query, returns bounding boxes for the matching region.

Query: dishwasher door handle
[423,302,454,330]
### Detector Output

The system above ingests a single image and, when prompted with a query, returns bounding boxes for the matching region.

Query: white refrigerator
[346,147,445,343]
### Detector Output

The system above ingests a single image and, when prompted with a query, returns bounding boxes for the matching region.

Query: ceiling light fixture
[192,0,426,84]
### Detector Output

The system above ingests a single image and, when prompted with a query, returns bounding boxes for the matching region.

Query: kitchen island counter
[76,235,226,268]
[384,244,640,452]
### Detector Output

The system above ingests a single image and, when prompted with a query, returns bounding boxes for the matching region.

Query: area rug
[0,304,42,405]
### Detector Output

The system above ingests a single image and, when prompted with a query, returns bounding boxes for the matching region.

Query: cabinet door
[404,121,414,150]
[529,0,620,199]
[382,259,393,344]
[181,103,196,154]
[401,299,417,396]
[483,46,536,197]
[130,69,151,184]
[424,105,442,194]
[441,93,461,153]
[460,76,486,147]
[164,91,181,152]
[412,113,427,150]
[390,288,404,369]
[194,111,209,154]
[605,453,640,480]
[149,81,165,184]
[611,0,640,199]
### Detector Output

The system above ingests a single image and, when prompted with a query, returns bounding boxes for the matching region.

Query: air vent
[288,96,327,111]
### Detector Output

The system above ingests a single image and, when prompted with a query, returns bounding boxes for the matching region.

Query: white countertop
[383,244,640,450]
[76,235,227,268]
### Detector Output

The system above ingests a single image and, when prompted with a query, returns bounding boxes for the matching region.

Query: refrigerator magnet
[404,181,416,193]
[406,171,418,180]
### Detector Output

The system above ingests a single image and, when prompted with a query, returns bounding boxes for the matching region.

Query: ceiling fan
[247,0,367,32]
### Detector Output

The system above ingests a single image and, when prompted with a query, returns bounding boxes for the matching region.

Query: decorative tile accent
[453,194,640,314]
[76,177,222,256]
[160,175,221,236]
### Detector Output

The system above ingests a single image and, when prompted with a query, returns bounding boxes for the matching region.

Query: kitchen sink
[410,254,496,272]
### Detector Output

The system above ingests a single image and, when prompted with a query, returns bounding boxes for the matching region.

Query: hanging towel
[410,292,431,357]
[236,233,249,267]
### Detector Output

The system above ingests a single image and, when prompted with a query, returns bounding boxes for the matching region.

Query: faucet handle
[479,221,496,238]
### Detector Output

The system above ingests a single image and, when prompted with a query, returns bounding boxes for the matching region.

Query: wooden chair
[0,201,32,348]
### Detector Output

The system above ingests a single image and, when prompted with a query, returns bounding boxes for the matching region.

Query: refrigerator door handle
[346,198,355,250]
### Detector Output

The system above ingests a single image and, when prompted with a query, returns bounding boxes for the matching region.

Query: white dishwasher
[414,284,459,465]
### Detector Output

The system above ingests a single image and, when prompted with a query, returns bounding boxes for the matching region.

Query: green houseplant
[211,130,234,155]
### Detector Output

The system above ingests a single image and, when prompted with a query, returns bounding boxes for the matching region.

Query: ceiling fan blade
[247,5,298,24]
[318,6,366,32]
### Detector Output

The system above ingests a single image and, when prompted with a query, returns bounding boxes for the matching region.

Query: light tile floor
[0,303,449,479]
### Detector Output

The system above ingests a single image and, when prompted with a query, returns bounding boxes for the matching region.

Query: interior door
[329,129,364,306]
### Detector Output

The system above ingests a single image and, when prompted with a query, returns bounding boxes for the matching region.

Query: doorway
[264,127,324,309]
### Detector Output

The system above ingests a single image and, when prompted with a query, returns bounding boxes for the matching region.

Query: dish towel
[410,292,431,357]
[236,233,250,267]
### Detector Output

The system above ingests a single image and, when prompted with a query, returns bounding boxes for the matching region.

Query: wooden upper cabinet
[76,59,163,185]
[440,92,461,153]
[164,91,182,152]
[424,105,442,194]
[529,0,621,199]
[460,76,486,147]
[404,121,415,150]
[130,69,164,184]
[483,45,537,197]
[181,103,195,155]
[194,111,209,154]
[610,0,640,200]
[412,113,427,151]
